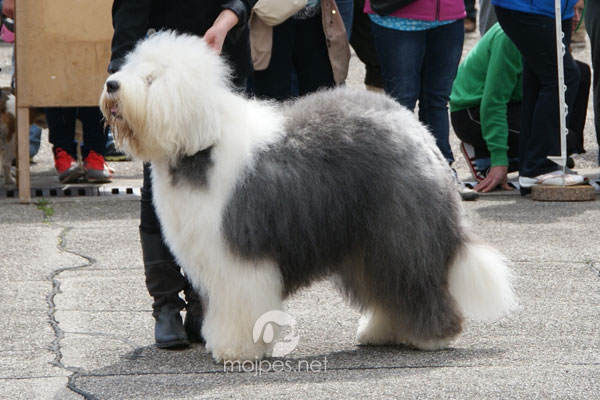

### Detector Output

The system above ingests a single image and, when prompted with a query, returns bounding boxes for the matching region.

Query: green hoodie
[450,23,522,167]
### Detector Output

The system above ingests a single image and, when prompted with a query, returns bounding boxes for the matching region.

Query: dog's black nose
[106,80,120,93]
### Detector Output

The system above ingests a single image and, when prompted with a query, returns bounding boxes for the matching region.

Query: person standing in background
[585,0,600,164]
[493,0,587,194]
[364,0,478,200]
[464,0,477,32]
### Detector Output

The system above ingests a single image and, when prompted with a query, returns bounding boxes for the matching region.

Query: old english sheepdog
[100,32,517,362]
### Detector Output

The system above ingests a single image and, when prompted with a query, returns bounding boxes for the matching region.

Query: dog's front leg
[2,162,14,185]
[1,154,15,185]
[200,260,284,363]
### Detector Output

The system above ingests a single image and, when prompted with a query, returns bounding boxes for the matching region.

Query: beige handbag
[253,0,308,26]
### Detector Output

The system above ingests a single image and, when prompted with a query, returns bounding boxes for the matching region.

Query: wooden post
[16,107,31,203]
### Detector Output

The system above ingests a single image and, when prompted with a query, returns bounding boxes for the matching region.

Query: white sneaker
[451,167,479,201]
[518,170,587,195]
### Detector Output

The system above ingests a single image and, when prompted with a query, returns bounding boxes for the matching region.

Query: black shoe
[567,156,575,169]
[154,304,190,349]
[104,142,130,161]
[184,312,205,344]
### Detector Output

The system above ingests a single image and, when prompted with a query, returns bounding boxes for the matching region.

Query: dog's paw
[206,340,268,363]
[357,327,396,346]
[3,174,15,185]
[209,345,267,363]
[356,314,399,346]
[406,337,454,351]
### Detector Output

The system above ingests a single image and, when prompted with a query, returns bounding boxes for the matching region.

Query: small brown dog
[0,87,47,185]
[0,89,16,185]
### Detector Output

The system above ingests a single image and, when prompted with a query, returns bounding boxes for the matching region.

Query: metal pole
[547,0,569,185]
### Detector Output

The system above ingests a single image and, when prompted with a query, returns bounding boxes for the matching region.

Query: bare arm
[204,9,239,54]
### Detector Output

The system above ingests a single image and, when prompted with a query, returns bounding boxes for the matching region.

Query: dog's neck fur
[154,94,285,197]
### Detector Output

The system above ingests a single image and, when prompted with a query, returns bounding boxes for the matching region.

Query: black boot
[155,304,190,349]
[140,228,190,349]
[184,282,205,344]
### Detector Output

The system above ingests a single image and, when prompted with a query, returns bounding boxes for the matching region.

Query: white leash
[547,0,569,185]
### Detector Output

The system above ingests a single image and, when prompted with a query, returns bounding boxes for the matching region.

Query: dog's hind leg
[356,308,408,346]
[356,296,463,350]
[391,287,463,350]
[346,257,464,351]
[199,259,284,362]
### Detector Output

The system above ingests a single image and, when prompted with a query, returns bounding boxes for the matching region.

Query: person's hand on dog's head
[204,9,239,54]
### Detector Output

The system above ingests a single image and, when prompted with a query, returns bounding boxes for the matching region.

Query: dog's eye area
[145,75,154,86]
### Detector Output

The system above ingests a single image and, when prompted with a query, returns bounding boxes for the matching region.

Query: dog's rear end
[448,241,518,321]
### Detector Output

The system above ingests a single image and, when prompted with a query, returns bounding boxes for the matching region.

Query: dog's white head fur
[100,31,234,162]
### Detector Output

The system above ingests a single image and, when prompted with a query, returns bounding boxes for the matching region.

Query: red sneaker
[54,148,84,183]
[84,150,113,183]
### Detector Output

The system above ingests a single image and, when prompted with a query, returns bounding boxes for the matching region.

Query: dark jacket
[109,0,257,83]
[491,0,576,19]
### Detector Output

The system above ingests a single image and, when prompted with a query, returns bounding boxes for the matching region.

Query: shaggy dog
[100,32,517,362]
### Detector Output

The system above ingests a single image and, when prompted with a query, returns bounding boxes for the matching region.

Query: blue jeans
[336,0,354,38]
[29,124,42,158]
[371,20,464,163]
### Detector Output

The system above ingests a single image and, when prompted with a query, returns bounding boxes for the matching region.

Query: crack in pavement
[46,226,142,400]
[47,226,97,400]
[589,262,600,278]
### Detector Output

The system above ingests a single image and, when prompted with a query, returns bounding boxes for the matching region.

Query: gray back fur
[222,87,466,340]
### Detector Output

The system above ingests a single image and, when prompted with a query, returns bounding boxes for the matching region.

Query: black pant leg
[140,163,188,316]
[77,107,107,158]
[585,0,600,153]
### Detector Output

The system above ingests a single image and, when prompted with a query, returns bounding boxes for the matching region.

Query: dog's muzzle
[102,97,120,121]
[104,80,122,119]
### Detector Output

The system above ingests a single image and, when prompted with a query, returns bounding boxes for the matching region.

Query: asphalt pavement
[1,32,599,400]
